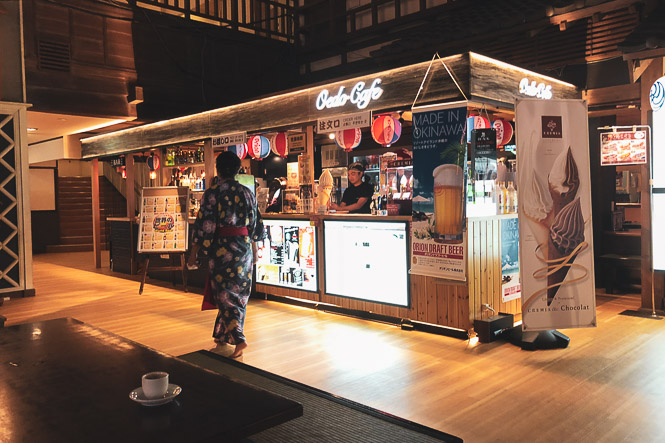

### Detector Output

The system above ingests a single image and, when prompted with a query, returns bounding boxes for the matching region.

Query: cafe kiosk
[82,52,579,335]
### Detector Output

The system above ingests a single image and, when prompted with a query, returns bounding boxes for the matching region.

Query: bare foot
[229,341,247,359]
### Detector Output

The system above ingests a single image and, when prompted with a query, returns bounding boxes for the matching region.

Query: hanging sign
[211,132,246,148]
[288,133,306,154]
[411,104,467,281]
[516,98,596,331]
[316,111,370,133]
[600,130,647,166]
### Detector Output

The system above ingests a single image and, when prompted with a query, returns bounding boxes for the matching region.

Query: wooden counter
[257,213,521,333]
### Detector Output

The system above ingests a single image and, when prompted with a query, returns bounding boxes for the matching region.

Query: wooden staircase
[46,177,126,253]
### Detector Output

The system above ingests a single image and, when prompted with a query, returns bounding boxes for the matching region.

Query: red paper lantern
[271,133,289,158]
[247,135,270,160]
[492,120,514,147]
[371,115,402,147]
[334,128,362,152]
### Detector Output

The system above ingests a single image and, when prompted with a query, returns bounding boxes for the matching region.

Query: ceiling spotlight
[27,128,38,132]
[328,133,335,139]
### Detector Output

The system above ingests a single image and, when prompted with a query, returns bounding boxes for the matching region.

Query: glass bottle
[506,181,516,214]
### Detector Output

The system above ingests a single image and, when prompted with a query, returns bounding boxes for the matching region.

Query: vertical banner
[516,99,596,331]
[501,216,521,302]
[650,76,665,271]
[411,104,467,280]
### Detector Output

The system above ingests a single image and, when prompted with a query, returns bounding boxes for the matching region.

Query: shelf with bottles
[168,167,207,192]
[164,144,205,166]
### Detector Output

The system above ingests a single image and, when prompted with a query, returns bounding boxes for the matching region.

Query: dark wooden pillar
[91,159,102,268]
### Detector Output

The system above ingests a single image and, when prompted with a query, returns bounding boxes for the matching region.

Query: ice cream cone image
[520,168,554,257]
[545,197,585,305]
[318,169,334,207]
[548,147,580,215]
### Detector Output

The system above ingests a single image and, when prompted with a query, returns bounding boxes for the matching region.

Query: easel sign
[138,187,190,253]
[137,186,190,294]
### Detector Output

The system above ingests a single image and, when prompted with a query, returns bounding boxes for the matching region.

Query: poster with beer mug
[410,104,467,280]
[516,99,596,331]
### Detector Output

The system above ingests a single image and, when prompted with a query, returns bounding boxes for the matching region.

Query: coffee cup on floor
[142,372,169,399]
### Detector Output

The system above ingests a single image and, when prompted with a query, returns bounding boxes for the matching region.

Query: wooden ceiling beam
[549,0,639,26]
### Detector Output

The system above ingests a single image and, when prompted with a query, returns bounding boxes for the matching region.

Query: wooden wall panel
[256,284,319,302]
[71,10,105,65]
[105,19,135,70]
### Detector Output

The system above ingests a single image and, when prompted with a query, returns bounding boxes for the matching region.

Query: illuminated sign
[519,78,552,100]
[315,79,383,111]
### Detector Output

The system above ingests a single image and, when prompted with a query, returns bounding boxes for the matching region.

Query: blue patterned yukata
[192,179,265,345]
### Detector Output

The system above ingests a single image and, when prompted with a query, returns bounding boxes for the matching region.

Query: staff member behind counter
[329,162,373,214]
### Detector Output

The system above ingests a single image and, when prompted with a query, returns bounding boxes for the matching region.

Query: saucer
[129,384,182,406]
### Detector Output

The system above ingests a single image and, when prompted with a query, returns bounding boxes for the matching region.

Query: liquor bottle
[380,186,387,213]
[506,181,516,214]
[496,182,505,214]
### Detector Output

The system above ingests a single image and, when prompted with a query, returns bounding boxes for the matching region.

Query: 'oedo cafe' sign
[315,78,384,111]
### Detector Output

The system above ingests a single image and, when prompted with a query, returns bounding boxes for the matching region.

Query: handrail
[135,0,296,43]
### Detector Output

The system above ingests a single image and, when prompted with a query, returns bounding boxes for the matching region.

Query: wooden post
[126,154,135,218]
[91,159,102,268]
[204,139,214,184]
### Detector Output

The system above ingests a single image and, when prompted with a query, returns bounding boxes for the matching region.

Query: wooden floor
[3,252,664,442]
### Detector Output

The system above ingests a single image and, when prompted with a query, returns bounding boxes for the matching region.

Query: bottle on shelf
[506,181,516,214]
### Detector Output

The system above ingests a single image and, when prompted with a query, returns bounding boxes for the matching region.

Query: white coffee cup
[142,372,169,399]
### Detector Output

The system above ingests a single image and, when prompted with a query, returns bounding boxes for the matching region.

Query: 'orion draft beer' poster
[516,99,596,331]
[411,103,467,280]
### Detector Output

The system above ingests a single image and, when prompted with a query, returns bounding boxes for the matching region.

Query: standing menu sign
[256,219,318,292]
[138,187,190,253]
[411,104,467,280]
[516,99,596,331]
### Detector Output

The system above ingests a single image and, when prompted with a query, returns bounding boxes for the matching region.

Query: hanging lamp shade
[466,115,491,142]
[271,133,289,158]
[371,115,402,147]
[227,143,248,160]
[492,119,514,147]
[247,135,270,159]
[334,128,362,152]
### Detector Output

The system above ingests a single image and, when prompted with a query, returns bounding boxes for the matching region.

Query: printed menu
[600,130,647,165]
[138,187,190,253]
[256,219,317,292]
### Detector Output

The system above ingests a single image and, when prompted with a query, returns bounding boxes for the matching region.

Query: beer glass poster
[516,99,596,331]
[410,104,467,280]
[138,187,189,253]
[256,219,318,291]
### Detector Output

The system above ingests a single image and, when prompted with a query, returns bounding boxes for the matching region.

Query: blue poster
[500,217,521,302]
[410,105,467,280]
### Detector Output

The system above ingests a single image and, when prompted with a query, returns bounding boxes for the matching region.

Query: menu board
[600,130,647,165]
[138,187,190,253]
[256,219,318,292]
[324,220,409,307]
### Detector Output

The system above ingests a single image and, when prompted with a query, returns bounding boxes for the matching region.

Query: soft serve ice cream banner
[516,99,596,331]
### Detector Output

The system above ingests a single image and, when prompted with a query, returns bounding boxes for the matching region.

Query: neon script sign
[315,79,383,110]
[519,78,552,100]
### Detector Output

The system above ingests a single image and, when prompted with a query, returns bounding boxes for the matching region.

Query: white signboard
[138,187,190,253]
[211,132,246,148]
[316,111,370,134]
[324,220,409,307]
[516,99,596,331]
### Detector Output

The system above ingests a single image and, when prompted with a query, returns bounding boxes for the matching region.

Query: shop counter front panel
[323,219,409,307]
[256,218,318,292]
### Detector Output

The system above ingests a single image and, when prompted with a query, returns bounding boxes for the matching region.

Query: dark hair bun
[217,151,242,178]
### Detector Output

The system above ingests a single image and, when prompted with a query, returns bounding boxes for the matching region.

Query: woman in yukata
[188,151,265,358]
